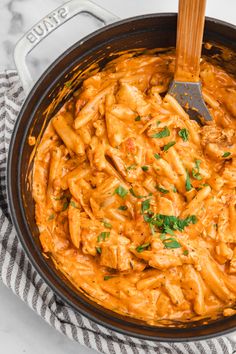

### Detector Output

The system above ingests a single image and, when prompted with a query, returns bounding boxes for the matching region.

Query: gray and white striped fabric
[0,70,235,354]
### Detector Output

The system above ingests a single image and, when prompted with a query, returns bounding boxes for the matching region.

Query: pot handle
[14,0,119,94]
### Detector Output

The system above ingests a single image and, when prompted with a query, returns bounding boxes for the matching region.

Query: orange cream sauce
[32,50,236,325]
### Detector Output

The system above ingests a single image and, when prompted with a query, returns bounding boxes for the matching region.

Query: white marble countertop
[0,1,236,353]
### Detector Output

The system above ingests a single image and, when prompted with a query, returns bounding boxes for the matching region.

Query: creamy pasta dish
[33,50,236,324]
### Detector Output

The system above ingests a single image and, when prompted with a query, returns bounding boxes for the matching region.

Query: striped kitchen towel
[0,70,235,354]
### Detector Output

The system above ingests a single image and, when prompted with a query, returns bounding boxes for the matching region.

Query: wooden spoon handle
[175,0,207,82]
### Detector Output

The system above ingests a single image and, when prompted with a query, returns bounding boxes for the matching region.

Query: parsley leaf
[183,250,189,256]
[136,243,150,253]
[195,159,201,169]
[96,247,102,254]
[118,205,128,210]
[141,199,151,213]
[53,196,64,200]
[151,126,170,139]
[62,201,69,211]
[192,159,202,180]
[126,164,137,171]
[178,128,189,142]
[97,232,110,242]
[114,185,128,198]
[143,211,154,223]
[130,188,152,199]
[149,223,155,235]
[65,81,72,88]
[48,214,55,221]
[185,170,192,191]
[102,220,112,229]
[222,152,231,158]
[154,153,161,160]
[162,226,175,235]
[135,115,141,121]
[156,185,169,194]
[184,215,198,225]
[192,171,202,180]
[141,165,149,171]
[163,141,176,151]
[70,201,77,208]
[104,275,115,281]
[163,238,181,249]
[172,186,177,193]
[160,233,167,240]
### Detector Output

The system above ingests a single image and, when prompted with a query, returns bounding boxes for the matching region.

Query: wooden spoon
[168,0,212,122]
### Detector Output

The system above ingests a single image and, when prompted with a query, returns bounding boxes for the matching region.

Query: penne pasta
[52,113,85,155]
[47,147,62,208]
[165,93,200,145]
[182,186,211,217]
[68,199,81,249]
[74,84,115,129]
[202,89,220,109]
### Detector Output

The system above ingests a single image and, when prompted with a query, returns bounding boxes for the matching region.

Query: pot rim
[7,12,236,342]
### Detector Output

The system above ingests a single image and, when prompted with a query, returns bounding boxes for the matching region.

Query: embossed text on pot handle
[14,0,119,94]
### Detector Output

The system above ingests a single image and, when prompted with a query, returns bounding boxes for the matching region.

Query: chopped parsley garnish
[163,238,181,249]
[62,201,69,211]
[70,201,77,208]
[154,153,161,160]
[183,250,189,256]
[160,233,167,240]
[102,220,112,229]
[149,223,155,235]
[143,213,197,236]
[130,188,152,199]
[185,170,192,191]
[143,211,154,223]
[163,226,175,236]
[222,152,231,158]
[126,164,137,171]
[135,115,141,121]
[114,185,128,198]
[156,185,169,194]
[172,186,177,193]
[65,81,72,88]
[96,247,102,254]
[178,128,189,142]
[118,205,128,210]
[192,159,202,180]
[163,141,176,151]
[156,120,161,126]
[97,232,110,242]
[184,214,198,225]
[53,196,64,200]
[141,165,149,171]
[48,214,55,221]
[195,159,201,169]
[136,243,150,253]
[151,126,170,139]
[104,275,114,281]
[141,199,151,213]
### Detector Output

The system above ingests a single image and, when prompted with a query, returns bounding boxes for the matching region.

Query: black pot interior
[8,14,236,341]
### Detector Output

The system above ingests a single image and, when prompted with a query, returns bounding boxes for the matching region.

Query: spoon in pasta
[168,0,212,123]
